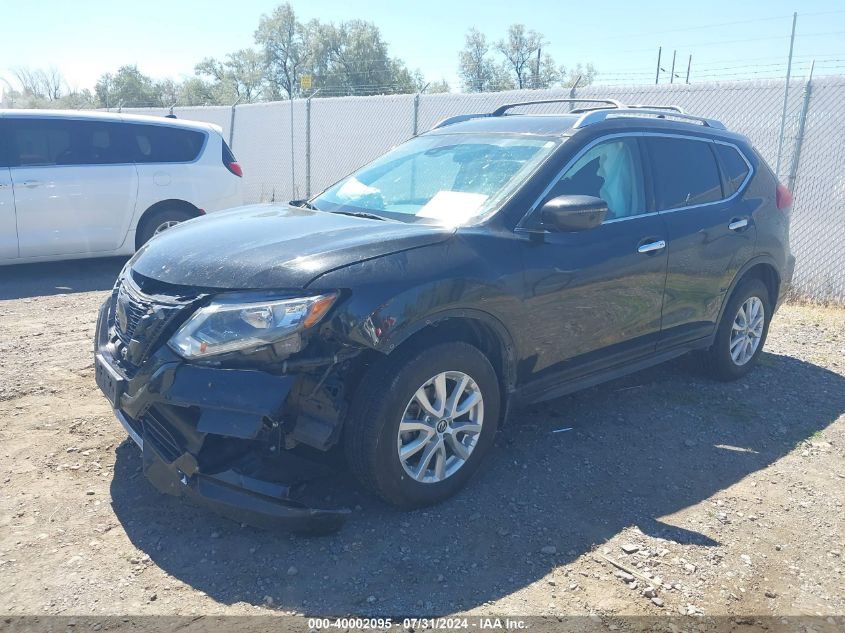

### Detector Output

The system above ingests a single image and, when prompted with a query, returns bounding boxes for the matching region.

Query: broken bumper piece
[116,409,350,534]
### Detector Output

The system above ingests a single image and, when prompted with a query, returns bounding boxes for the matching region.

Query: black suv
[95,99,795,532]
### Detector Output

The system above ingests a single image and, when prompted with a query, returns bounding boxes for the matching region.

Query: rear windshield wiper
[330,210,390,221]
[289,199,318,210]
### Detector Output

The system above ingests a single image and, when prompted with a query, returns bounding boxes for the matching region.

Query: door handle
[638,240,666,254]
[728,218,749,231]
[18,180,43,188]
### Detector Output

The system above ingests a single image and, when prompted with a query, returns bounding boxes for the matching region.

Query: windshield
[311,133,558,225]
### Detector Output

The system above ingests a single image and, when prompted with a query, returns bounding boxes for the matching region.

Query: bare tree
[13,67,65,101]
[41,67,65,101]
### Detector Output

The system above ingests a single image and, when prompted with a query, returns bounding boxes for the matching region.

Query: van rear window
[130,125,205,163]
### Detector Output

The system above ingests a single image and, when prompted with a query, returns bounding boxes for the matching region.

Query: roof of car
[0,109,221,134]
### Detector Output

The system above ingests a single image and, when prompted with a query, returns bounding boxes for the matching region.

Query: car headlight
[168,293,337,359]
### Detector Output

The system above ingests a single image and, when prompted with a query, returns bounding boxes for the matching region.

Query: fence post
[413,93,420,136]
[228,97,241,148]
[775,11,798,178]
[290,97,296,200]
[305,89,321,198]
[787,60,815,193]
[568,75,582,111]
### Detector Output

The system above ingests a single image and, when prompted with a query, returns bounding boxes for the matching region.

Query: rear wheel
[344,341,500,508]
[136,208,196,247]
[703,278,771,381]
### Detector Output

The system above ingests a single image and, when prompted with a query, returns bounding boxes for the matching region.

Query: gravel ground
[0,257,843,620]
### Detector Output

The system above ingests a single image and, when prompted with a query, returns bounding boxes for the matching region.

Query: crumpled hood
[130,204,455,289]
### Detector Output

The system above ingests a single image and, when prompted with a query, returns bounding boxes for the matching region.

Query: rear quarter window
[646,136,723,210]
[715,144,751,196]
[130,124,205,163]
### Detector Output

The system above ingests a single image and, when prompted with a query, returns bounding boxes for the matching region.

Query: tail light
[226,161,243,177]
[222,141,242,177]
[776,183,793,210]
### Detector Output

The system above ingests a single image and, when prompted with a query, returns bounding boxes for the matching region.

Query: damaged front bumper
[95,297,351,534]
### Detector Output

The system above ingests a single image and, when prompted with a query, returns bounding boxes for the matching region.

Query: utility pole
[655,47,662,85]
[670,50,677,84]
[686,55,692,84]
[536,46,542,89]
[775,12,798,178]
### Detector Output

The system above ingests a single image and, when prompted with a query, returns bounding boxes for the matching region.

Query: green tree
[57,89,97,109]
[196,48,266,103]
[304,19,416,95]
[176,77,217,106]
[495,24,544,89]
[95,65,162,108]
[458,29,503,92]
[563,63,597,88]
[255,2,308,99]
[426,78,451,94]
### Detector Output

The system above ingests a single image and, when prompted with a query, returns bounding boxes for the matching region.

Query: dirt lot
[0,257,843,621]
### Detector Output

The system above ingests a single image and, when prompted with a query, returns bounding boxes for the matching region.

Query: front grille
[109,275,197,369]
[115,284,155,346]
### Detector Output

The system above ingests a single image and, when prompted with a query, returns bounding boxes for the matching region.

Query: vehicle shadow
[0,257,127,300]
[110,351,845,615]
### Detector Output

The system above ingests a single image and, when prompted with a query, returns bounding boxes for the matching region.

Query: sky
[2,0,845,94]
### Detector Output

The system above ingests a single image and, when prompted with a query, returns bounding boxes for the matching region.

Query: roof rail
[490,98,624,116]
[628,104,685,113]
[430,99,723,131]
[573,108,726,130]
[431,112,492,130]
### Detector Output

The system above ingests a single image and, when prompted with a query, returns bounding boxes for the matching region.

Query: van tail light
[226,161,243,178]
[776,183,793,210]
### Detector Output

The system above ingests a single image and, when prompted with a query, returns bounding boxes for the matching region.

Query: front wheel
[703,278,772,381]
[344,341,500,508]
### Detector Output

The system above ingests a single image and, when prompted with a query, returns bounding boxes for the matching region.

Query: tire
[136,208,196,247]
[344,341,500,508]
[703,278,772,381]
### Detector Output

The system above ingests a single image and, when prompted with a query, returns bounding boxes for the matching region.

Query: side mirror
[540,195,608,232]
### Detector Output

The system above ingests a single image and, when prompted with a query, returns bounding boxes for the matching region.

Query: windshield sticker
[417,191,489,225]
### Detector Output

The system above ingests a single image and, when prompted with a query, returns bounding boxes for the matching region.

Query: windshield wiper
[330,210,390,221]
[289,199,318,210]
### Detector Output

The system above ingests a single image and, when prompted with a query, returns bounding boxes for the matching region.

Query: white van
[0,110,244,265]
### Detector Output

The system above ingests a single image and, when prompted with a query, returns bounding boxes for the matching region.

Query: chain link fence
[119,76,845,303]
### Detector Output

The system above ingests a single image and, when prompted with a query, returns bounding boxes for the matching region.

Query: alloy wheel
[153,220,181,236]
[729,296,765,366]
[397,371,484,483]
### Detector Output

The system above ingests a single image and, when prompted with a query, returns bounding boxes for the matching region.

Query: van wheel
[136,208,196,247]
[344,342,500,508]
[703,278,771,381]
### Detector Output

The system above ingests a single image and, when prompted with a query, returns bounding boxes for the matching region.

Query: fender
[381,306,517,387]
[713,254,782,335]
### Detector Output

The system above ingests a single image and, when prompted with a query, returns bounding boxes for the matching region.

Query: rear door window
[715,143,751,196]
[8,118,132,166]
[646,137,723,210]
[9,119,71,166]
[130,124,205,163]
